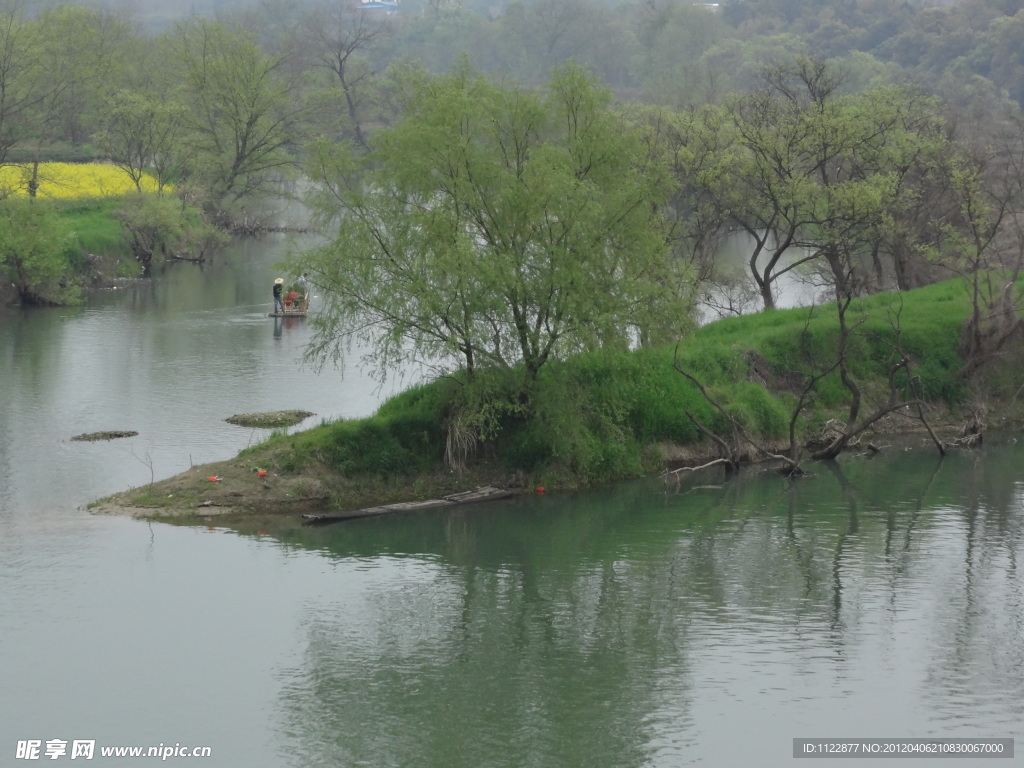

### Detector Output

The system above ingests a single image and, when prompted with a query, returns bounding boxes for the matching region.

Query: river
[1,236,1021,767]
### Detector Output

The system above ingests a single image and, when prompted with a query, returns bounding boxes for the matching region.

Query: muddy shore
[88,417,991,521]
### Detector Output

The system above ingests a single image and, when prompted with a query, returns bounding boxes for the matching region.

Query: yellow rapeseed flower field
[0,162,162,199]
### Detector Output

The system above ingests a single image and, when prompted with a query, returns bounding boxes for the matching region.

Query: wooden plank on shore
[443,487,513,503]
[303,485,511,523]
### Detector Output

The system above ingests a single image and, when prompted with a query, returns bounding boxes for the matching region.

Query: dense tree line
[2,0,1023,211]
[1,0,1022,350]
[7,0,1024,148]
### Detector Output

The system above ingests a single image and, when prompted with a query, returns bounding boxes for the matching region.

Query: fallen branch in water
[662,458,733,477]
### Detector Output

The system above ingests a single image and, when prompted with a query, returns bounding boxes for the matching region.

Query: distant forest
[4,0,1020,216]
[42,0,1024,112]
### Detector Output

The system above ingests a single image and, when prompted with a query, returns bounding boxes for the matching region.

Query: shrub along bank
[0,198,155,305]
[94,277,1017,520]
[0,196,225,305]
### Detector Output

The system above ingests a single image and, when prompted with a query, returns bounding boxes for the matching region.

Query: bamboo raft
[269,294,310,318]
[302,485,512,524]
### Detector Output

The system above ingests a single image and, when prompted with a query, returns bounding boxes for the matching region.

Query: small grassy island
[225,410,315,429]
[90,277,1023,521]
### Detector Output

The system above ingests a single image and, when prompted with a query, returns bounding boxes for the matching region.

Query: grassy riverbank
[58,199,140,273]
[91,277,1023,520]
[0,198,139,306]
[0,163,219,306]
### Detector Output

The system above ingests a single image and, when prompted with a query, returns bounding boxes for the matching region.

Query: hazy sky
[30,0,265,29]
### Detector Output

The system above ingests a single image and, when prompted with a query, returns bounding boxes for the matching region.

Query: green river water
[0,236,1021,767]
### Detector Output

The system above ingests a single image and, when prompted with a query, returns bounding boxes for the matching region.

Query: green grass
[55,199,131,259]
[245,380,452,477]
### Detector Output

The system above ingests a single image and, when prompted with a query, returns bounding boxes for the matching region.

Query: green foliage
[115,193,226,266]
[315,419,439,477]
[282,410,447,481]
[8,0,1024,327]
[695,58,949,309]
[0,199,79,304]
[697,283,974,408]
[728,383,791,435]
[633,5,731,104]
[170,19,299,211]
[96,90,187,193]
[253,278,981,487]
[301,61,692,385]
[31,5,131,147]
[55,200,129,258]
[252,379,453,479]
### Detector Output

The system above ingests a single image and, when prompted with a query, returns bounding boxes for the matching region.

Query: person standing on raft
[273,277,285,315]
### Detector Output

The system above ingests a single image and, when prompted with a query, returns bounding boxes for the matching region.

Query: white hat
[274,278,284,284]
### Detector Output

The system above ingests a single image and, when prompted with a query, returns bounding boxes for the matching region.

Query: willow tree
[299,62,690,383]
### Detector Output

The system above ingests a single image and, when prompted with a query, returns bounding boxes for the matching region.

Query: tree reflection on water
[230,442,1024,766]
